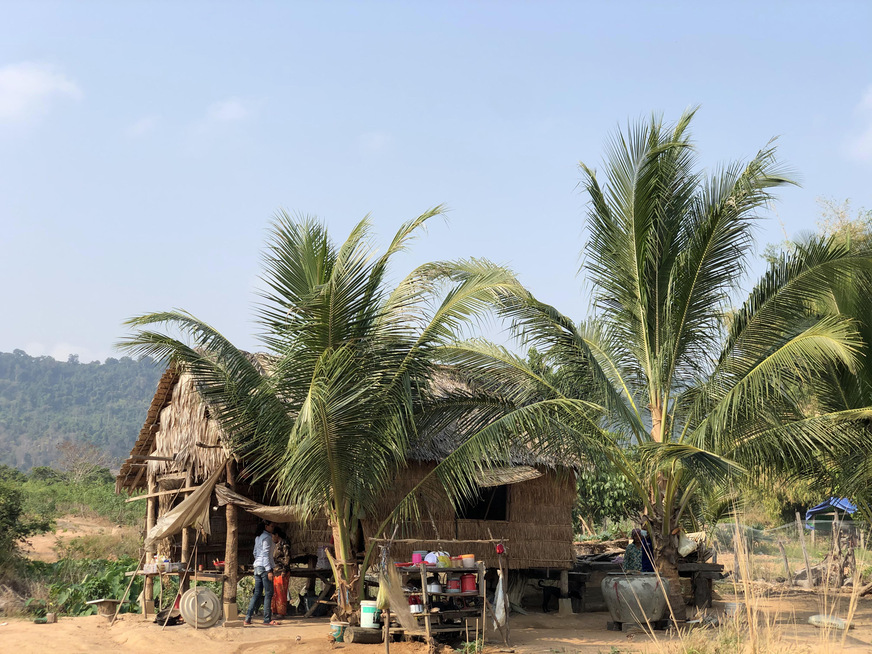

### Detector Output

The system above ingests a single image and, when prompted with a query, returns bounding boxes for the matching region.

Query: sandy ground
[21,516,134,562]
[4,592,872,654]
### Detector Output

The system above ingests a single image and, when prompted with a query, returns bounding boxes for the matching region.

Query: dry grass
[598,519,871,654]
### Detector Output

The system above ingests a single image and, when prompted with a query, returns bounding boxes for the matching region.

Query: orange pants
[272,572,289,616]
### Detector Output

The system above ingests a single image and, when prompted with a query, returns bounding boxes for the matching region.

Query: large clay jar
[601,573,671,624]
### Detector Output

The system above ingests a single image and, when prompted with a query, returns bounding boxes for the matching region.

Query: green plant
[24,557,142,617]
[455,637,483,654]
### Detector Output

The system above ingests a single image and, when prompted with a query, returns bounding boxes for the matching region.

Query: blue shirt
[252,531,275,571]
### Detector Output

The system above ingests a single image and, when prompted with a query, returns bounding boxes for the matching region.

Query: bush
[25,557,142,616]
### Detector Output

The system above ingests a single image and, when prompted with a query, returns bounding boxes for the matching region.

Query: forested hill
[0,350,164,470]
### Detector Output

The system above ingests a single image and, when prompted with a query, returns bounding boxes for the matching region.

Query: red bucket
[447,578,461,593]
[461,573,476,593]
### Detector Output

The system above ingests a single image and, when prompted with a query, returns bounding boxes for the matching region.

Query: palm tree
[427,111,872,617]
[119,207,521,619]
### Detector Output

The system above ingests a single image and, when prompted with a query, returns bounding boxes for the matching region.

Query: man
[244,521,279,626]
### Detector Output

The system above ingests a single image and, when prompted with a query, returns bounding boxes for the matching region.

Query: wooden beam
[129,455,177,462]
[196,441,223,449]
[125,488,198,503]
[129,462,147,489]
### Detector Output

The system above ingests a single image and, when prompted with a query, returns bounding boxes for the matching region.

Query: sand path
[3,594,872,654]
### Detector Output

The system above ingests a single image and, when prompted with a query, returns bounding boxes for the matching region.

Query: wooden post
[179,468,193,594]
[143,473,157,617]
[478,560,486,644]
[223,459,239,620]
[558,569,572,615]
[420,563,431,643]
[383,609,390,653]
[776,540,792,582]
[796,511,814,587]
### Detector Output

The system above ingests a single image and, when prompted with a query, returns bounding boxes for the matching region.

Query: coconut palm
[424,111,872,617]
[770,229,872,518]
[119,207,522,619]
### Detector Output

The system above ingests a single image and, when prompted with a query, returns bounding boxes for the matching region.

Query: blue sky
[1,1,870,362]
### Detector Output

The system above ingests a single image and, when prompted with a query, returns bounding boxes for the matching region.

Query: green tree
[119,208,520,619]
[0,482,51,566]
[765,200,872,518]
[437,111,872,617]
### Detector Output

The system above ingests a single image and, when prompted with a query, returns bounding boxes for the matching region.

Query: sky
[1,1,871,363]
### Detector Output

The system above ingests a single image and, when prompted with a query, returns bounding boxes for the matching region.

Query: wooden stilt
[143,473,157,617]
[179,468,193,594]
[223,459,239,620]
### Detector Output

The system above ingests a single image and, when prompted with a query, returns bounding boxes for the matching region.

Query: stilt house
[116,364,576,590]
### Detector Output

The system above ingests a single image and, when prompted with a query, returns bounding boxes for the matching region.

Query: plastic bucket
[412,551,428,564]
[447,578,461,593]
[330,622,347,642]
[724,602,744,617]
[360,601,380,628]
[461,573,477,593]
[461,554,476,569]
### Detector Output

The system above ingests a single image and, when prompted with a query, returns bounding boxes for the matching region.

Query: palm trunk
[646,501,687,622]
[329,508,359,621]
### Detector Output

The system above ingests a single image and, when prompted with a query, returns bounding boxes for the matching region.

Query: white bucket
[360,600,380,629]
[724,601,744,617]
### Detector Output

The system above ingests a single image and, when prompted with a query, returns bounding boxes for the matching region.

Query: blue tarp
[805,497,857,524]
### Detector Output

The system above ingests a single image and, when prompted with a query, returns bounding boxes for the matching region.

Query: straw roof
[116,355,574,491]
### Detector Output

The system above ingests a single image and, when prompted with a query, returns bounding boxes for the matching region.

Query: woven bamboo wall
[361,462,574,570]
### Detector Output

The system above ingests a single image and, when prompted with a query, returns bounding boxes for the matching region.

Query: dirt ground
[4,591,872,654]
[21,516,134,562]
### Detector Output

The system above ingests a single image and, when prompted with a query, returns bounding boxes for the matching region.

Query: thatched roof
[116,355,573,492]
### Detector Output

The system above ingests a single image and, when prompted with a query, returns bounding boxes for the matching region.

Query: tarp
[214,484,306,523]
[805,497,857,524]
[144,463,226,549]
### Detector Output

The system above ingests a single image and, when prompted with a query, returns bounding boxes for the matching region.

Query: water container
[601,573,671,625]
[461,573,477,593]
[330,622,347,641]
[360,600,380,628]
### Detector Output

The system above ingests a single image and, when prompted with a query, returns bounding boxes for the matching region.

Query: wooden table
[677,562,725,608]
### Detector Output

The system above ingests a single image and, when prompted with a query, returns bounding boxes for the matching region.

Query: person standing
[244,521,279,626]
[271,526,292,618]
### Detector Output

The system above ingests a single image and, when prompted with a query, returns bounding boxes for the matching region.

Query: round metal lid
[179,586,222,629]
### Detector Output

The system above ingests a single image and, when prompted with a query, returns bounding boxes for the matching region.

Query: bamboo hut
[116,362,576,612]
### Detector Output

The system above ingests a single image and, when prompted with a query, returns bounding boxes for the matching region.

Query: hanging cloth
[214,484,306,523]
[144,463,226,549]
